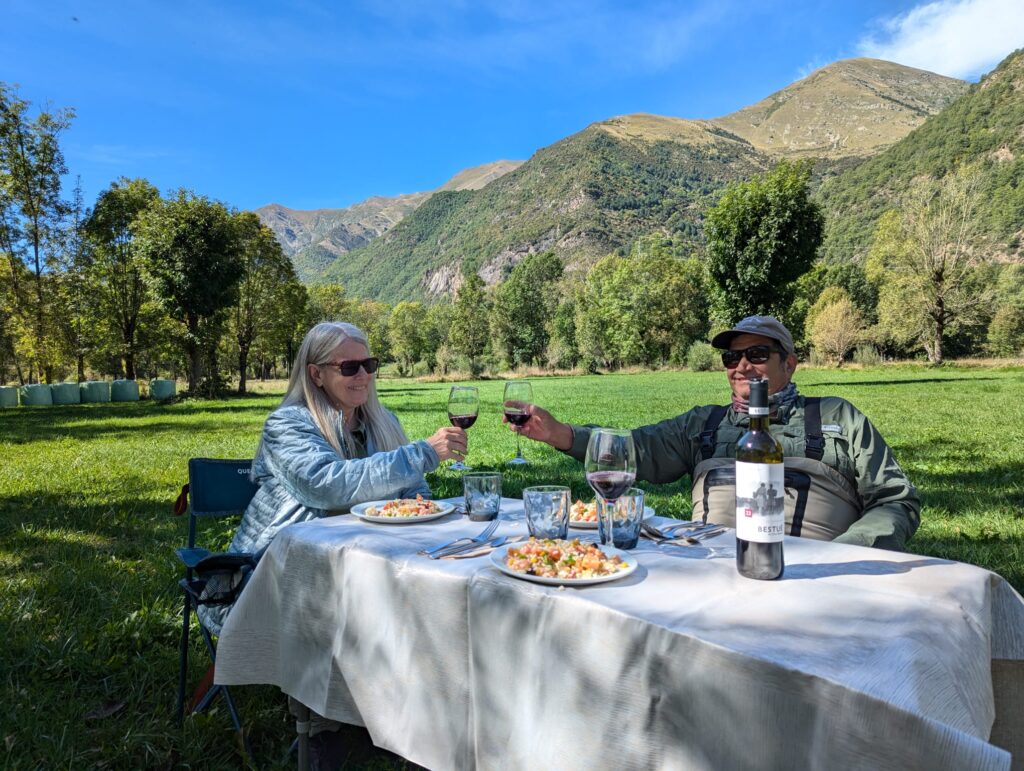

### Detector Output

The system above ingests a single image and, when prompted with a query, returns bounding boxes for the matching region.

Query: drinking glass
[596,488,645,549]
[463,472,502,521]
[584,428,637,548]
[523,486,571,539]
[503,380,533,466]
[447,386,479,471]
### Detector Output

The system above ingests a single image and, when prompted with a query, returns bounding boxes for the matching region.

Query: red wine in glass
[449,414,478,430]
[503,411,530,427]
[586,470,636,501]
[447,386,479,470]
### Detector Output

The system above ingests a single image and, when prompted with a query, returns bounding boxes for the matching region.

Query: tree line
[3,85,1022,394]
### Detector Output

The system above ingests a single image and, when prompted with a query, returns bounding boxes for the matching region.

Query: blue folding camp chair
[172,457,258,758]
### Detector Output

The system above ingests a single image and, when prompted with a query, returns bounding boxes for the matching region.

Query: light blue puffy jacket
[199,403,438,634]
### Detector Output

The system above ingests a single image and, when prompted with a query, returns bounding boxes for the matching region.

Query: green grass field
[2,366,1023,768]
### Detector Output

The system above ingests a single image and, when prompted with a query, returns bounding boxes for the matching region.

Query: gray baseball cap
[711,315,795,357]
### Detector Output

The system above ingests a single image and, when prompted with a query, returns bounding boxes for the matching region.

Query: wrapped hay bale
[50,382,81,405]
[20,384,53,406]
[149,378,176,401]
[0,386,18,408]
[111,379,139,402]
[80,381,111,403]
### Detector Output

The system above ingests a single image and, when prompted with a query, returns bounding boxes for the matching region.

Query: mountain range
[253,54,1023,303]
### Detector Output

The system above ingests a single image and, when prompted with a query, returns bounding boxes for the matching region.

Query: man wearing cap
[507,315,920,550]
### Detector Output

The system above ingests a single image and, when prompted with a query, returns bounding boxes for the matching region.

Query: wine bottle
[735,377,785,580]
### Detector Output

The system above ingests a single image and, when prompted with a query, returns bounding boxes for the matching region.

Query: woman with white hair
[238,320,464,557]
[200,321,466,634]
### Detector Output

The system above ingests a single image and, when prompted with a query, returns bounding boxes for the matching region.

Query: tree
[52,178,95,381]
[807,290,864,365]
[867,167,992,364]
[424,303,453,374]
[449,271,490,376]
[306,283,349,323]
[84,177,161,379]
[576,234,708,368]
[388,301,427,375]
[705,160,823,322]
[135,190,243,394]
[490,251,563,367]
[0,83,74,382]
[231,211,299,394]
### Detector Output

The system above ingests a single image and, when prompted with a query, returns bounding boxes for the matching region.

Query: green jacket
[565,395,920,551]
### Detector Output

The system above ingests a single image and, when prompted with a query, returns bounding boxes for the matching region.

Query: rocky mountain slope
[254,160,523,281]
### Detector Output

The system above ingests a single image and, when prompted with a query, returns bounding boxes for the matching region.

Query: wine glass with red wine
[503,380,533,466]
[447,386,479,471]
[585,429,637,546]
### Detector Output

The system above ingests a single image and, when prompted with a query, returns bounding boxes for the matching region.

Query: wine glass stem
[516,432,522,459]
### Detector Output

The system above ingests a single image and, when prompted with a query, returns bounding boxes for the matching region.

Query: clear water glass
[596,487,645,549]
[523,485,570,539]
[463,472,502,521]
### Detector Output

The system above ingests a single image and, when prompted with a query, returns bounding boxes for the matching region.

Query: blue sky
[4,0,1022,212]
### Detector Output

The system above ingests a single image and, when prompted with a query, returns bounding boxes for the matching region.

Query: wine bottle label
[749,406,769,416]
[735,460,785,543]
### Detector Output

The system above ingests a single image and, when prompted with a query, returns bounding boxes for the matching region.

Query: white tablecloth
[214,498,1024,770]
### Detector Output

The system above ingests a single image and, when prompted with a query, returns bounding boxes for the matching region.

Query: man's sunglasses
[320,357,380,376]
[721,345,782,369]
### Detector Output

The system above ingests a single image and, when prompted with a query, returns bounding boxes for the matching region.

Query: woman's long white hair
[279,321,408,457]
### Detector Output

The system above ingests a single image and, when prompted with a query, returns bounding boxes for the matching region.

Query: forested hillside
[817,49,1024,262]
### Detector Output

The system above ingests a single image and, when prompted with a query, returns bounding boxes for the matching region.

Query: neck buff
[732,381,799,415]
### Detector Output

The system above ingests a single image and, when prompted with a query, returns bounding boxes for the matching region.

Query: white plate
[350,499,456,524]
[489,540,638,586]
[568,505,656,530]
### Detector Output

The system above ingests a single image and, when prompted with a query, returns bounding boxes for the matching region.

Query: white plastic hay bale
[111,379,139,402]
[20,383,53,406]
[80,381,111,403]
[0,386,17,408]
[149,378,176,401]
[50,382,81,405]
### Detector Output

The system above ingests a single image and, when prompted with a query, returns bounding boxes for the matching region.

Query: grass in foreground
[1,365,1022,768]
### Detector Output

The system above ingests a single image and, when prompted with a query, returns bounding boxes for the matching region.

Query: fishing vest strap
[699,405,729,461]
[804,397,825,461]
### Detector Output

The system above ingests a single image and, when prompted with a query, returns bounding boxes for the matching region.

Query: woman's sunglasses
[721,345,782,369]
[321,357,380,376]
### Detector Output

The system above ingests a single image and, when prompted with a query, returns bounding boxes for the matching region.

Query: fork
[420,519,499,558]
[642,521,723,545]
[643,520,710,539]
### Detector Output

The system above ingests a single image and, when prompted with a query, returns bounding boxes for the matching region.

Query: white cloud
[857,0,1024,80]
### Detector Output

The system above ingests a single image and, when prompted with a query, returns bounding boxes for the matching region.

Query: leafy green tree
[705,160,823,322]
[789,261,878,349]
[807,289,864,365]
[424,302,453,374]
[490,252,563,367]
[231,211,300,394]
[867,167,992,364]
[576,235,708,367]
[258,280,307,378]
[84,177,162,379]
[449,271,490,376]
[0,83,74,382]
[987,263,1024,355]
[135,190,243,394]
[306,283,349,323]
[52,179,96,381]
[389,301,427,375]
[546,292,580,370]
[346,299,392,362]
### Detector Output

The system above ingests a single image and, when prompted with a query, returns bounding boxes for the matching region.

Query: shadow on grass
[807,377,998,388]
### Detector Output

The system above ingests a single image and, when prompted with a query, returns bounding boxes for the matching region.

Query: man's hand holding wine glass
[501,401,574,451]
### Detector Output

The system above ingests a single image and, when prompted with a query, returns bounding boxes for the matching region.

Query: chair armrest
[176,547,211,569]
